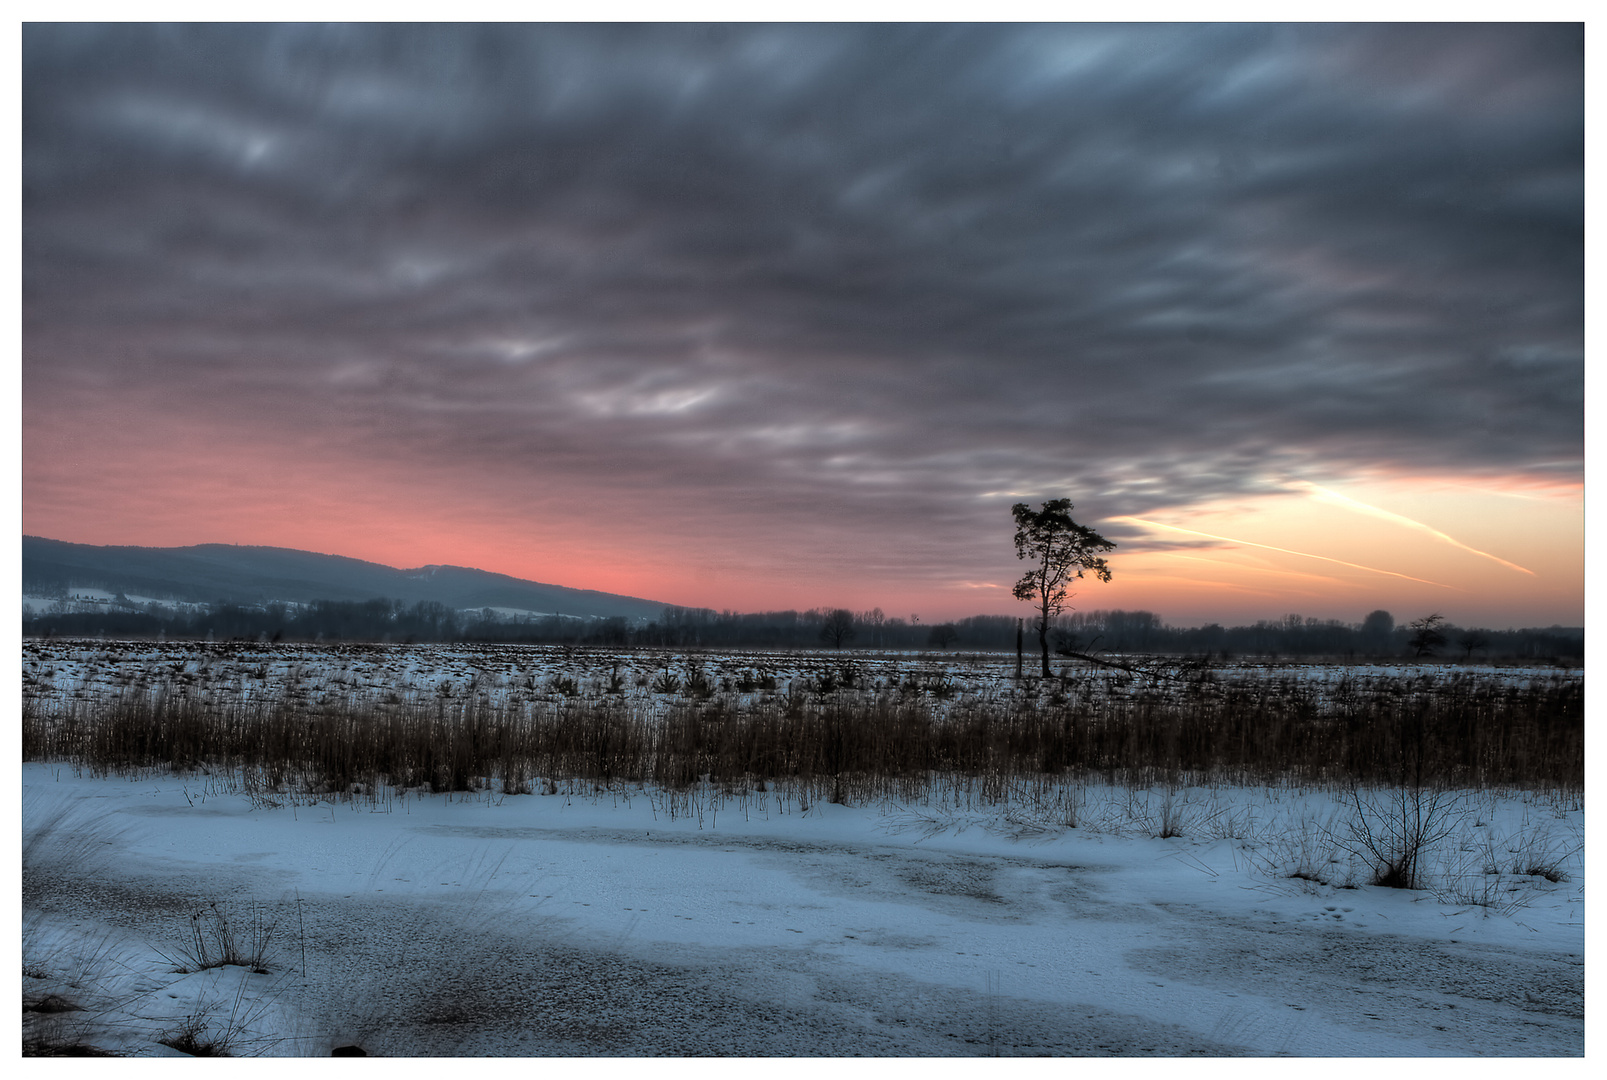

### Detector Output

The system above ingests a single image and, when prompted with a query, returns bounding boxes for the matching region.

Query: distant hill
[21,536,671,621]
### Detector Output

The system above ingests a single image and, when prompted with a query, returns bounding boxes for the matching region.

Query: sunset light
[1104,473,1581,627]
[16,20,1589,1061]
[21,23,1582,631]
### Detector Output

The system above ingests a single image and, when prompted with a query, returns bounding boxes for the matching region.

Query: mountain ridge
[21,536,672,621]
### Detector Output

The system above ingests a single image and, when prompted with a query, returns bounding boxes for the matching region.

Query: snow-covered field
[21,638,1578,712]
[20,640,1585,1056]
[22,592,213,618]
[22,760,1583,1056]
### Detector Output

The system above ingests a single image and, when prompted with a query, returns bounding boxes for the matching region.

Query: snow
[22,592,211,617]
[20,763,1584,1057]
[20,594,575,621]
[21,640,1577,719]
[466,606,559,620]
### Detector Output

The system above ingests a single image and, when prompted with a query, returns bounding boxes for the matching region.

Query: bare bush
[1339,785,1468,890]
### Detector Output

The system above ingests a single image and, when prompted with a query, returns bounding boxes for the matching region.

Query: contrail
[1163,552,1346,587]
[1114,517,1457,589]
[1294,481,1535,576]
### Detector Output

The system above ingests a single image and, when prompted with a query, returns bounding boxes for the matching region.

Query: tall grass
[22,659,1583,804]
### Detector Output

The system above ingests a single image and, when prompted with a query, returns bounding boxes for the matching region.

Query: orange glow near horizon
[20,23,1583,637]
[1291,481,1536,576]
[22,404,1583,628]
[1093,475,1581,628]
[1110,516,1458,589]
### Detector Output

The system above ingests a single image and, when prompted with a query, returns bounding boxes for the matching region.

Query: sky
[20,20,1584,629]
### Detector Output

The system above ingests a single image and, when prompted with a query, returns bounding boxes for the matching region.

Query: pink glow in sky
[22,24,1583,629]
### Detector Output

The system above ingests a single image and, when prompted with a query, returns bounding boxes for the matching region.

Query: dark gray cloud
[23,23,1583,579]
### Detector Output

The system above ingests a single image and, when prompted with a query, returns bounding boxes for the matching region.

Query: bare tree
[863,606,886,649]
[1012,500,1115,678]
[819,608,857,649]
[1408,613,1447,658]
[1457,629,1489,661]
[927,623,958,649]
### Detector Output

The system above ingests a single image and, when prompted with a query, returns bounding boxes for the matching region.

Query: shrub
[1339,786,1467,890]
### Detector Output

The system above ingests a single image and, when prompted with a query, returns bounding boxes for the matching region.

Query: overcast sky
[22,23,1584,626]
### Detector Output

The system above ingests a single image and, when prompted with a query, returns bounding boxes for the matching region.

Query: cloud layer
[22,24,1583,618]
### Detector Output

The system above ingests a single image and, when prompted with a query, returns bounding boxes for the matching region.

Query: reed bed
[22,653,1583,805]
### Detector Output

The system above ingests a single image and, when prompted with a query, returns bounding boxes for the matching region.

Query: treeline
[21,597,1582,661]
[955,609,1581,661]
[24,598,469,645]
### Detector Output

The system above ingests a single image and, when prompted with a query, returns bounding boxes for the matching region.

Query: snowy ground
[21,638,1579,717]
[22,592,213,618]
[20,763,1584,1057]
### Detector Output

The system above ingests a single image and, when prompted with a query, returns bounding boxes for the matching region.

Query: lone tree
[927,622,959,649]
[1407,613,1447,658]
[819,608,857,649]
[1012,500,1115,678]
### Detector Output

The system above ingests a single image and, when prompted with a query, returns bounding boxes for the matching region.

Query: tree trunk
[1015,618,1023,680]
[1038,611,1050,678]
